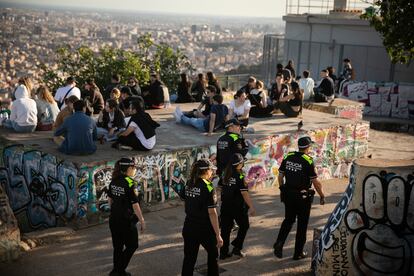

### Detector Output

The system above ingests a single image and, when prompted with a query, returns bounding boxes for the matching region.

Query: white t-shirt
[54,85,81,109]
[229,99,251,117]
[129,121,156,150]
[299,78,315,101]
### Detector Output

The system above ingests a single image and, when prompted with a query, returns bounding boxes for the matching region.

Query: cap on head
[118,157,137,167]
[197,159,217,170]
[298,136,314,149]
[232,153,246,166]
[225,118,241,129]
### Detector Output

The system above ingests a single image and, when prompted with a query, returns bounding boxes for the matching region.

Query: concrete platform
[303,98,365,120]
[0,103,369,232]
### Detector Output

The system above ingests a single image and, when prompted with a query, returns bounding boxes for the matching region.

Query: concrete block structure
[0,104,369,233]
[312,159,414,276]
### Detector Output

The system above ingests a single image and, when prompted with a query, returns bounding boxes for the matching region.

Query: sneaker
[273,242,283,259]
[232,248,246,258]
[120,145,133,151]
[174,106,183,123]
[293,251,308,260]
[219,252,232,260]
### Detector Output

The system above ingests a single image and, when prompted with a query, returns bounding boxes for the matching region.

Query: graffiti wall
[312,159,414,276]
[340,81,414,119]
[0,122,369,232]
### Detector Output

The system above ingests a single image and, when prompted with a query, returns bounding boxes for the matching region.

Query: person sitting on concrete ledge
[2,84,37,133]
[249,80,273,118]
[175,94,229,136]
[97,99,126,142]
[142,73,169,109]
[228,90,251,127]
[53,95,79,146]
[112,100,160,151]
[119,86,144,117]
[274,82,303,118]
[35,85,60,131]
[314,69,334,103]
[54,100,97,155]
[183,85,217,119]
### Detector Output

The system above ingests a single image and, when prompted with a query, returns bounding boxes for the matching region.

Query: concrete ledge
[0,105,369,232]
[303,98,365,120]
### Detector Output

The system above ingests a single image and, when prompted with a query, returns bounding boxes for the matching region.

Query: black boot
[293,251,308,260]
[273,241,283,259]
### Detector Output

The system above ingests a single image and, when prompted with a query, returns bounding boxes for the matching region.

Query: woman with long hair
[219,153,255,260]
[249,80,273,118]
[275,81,303,118]
[97,99,126,141]
[35,85,59,130]
[191,73,206,102]
[206,71,222,95]
[176,73,194,103]
[107,157,145,276]
[181,159,223,276]
[228,90,251,127]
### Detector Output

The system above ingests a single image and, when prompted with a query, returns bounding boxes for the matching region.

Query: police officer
[108,157,145,276]
[273,136,325,260]
[181,159,223,276]
[216,119,248,178]
[219,153,255,260]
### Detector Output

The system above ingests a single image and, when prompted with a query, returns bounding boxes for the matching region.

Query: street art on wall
[0,145,77,232]
[0,122,369,231]
[313,160,414,276]
[340,81,414,119]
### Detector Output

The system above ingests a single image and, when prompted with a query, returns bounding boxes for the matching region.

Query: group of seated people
[0,75,160,155]
[173,72,305,135]
[1,64,338,155]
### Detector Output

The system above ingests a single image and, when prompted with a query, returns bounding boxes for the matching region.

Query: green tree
[362,1,414,64]
[38,34,192,94]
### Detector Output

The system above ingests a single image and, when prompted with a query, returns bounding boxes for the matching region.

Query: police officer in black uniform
[216,119,249,178]
[181,159,223,276]
[273,136,325,260]
[219,153,255,260]
[108,157,145,276]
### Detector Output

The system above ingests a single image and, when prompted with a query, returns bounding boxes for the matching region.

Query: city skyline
[0,0,286,18]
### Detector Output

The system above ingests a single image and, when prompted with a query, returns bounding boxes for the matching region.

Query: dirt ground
[0,128,412,276]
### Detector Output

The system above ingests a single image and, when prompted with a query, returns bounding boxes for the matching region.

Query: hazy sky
[1,0,286,18]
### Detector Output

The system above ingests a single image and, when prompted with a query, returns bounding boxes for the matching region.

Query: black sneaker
[273,242,283,259]
[293,251,308,260]
[219,252,232,260]
[232,248,246,258]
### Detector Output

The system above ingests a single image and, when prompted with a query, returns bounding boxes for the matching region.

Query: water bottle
[0,113,4,126]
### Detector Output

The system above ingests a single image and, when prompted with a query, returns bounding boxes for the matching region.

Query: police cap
[298,136,314,149]
[225,118,241,128]
[232,153,247,166]
[118,157,137,167]
[197,159,217,170]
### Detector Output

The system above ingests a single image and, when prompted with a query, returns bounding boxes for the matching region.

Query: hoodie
[10,85,38,126]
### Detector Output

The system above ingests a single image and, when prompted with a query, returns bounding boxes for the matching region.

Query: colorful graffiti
[0,122,369,231]
[0,145,77,232]
[340,81,414,119]
[313,161,414,276]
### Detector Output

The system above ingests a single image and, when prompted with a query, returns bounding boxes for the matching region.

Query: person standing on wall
[273,136,325,260]
[180,159,223,276]
[219,153,255,260]
[108,157,145,276]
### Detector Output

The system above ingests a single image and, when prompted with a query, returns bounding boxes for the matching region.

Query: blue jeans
[97,127,124,142]
[180,115,206,132]
[3,120,36,133]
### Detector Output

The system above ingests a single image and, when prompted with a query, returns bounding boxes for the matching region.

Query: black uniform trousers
[274,192,312,256]
[109,217,139,274]
[220,209,249,255]
[182,222,219,276]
